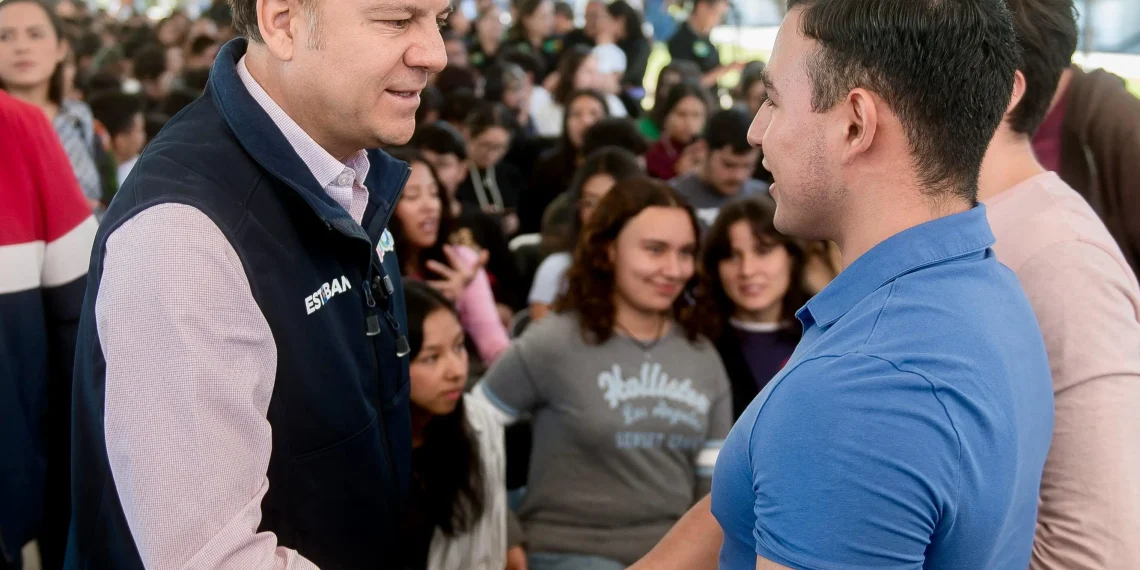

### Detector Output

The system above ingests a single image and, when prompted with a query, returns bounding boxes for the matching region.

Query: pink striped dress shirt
[96,56,380,569]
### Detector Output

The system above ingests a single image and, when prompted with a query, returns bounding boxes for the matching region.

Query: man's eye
[384,19,411,30]
[437,19,449,30]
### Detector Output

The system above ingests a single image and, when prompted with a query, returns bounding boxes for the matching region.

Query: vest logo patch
[378,228,396,261]
[305,275,353,315]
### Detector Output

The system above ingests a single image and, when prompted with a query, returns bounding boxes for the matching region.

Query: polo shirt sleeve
[748,354,960,570]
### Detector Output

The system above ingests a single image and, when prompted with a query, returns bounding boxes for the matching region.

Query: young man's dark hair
[132,44,168,83]
[581,117,649,157]
[88,90,143,137]
[410,121,468,161]
[1004,0,1078,135]
[786,0,1020,200]
[704,107,752,154]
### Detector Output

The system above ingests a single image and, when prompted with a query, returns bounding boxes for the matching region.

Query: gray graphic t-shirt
[477,312,732,565]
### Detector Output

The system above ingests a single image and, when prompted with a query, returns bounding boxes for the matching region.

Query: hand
[425,245,481,301]
[505,545,528,570]
[542,71,560,92]
[501,212,520,237]
[675,140,708,176]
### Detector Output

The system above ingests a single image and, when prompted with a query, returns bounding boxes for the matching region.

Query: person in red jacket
[0,89,96,570]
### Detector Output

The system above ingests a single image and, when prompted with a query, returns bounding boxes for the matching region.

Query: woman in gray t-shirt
[474,177,732,569]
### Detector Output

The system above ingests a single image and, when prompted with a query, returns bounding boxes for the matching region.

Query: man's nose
[406,22,448,74]
[747,105,772,148]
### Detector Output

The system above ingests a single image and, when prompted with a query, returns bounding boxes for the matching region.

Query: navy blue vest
[65,39,413,569]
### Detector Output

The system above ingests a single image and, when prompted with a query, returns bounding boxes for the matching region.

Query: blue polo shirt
[711,206,1053,570]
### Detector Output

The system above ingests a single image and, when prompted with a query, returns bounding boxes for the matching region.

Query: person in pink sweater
[388,147,511,365]
[978,1,1140,567]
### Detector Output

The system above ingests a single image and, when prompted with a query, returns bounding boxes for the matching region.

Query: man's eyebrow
[760,69,778,96]
[365,1,454,18]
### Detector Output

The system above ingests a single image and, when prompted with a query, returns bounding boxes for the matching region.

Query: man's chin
[373,122,416,148]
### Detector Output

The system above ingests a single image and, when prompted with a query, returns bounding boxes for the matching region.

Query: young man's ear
[1006,69,1027,118]
[839,87,878,165]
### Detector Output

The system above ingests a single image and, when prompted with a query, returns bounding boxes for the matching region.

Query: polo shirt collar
[799,205,995,328]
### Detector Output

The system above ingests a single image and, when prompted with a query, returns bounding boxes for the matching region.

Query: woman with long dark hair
[599,0,650,115]
[474,177,732,570]
[528,147,643,321]
[388,147,511,365]
[530,45,627,137]
[0,0,104,213]
[644,81,711,180]
[698,197,818,418]
[400,281,518,569]
[504,0,558,82]
[468,6,505,69]
[637,60,702,141]
[520,88,609,233]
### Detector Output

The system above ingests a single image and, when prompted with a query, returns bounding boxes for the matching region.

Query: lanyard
[469,163,505,212]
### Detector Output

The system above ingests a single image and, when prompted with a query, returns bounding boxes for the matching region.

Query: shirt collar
[799,205,995,328]
[235,55,369,190]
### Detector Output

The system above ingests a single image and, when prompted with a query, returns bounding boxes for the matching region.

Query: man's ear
[256,0,304,60]
[840,88,877,165]
[1006,69,1027,117]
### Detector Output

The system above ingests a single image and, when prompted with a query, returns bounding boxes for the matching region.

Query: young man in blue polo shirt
[631,0,1054,569]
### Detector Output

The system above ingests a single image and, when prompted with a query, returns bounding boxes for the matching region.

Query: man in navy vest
[65,0,448,566]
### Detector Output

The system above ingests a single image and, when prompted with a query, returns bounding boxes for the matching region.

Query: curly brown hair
[553,176,716,344]
[696,196,818,343]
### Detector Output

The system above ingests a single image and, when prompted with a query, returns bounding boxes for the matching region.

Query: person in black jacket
[698,197,820,418]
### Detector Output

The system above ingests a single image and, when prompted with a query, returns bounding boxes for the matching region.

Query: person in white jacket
[401,281,521,570]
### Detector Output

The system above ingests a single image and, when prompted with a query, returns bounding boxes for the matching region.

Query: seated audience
[435,64,483,98]
[440,87,478,130]
[530,147,643,321]
[530,45,627,136]
[638,60,701,141]
[504,0,559,83]
[399,281,519,570]
[469,6,505,69]
[736,60,767,116]
[443,29,469,67]
[483,61,535,135]
[537,118,650,245]
[88,90,146,190]
[456,103,527,237]
[671,107,767,229]
[645,82,711,180]
[388,147,512,365]
[590,1,626,89]
[607,0,651,115]
[417,84,443,126]
[412,122,525,311]
[522,89,609,233]
[474,177,731,570]
[699,197,816,418]
[183,33,218,73]
[553,1,575,38]
[131,44,169,112]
